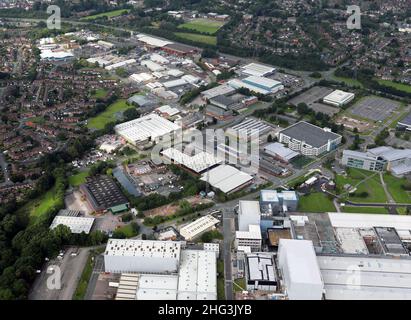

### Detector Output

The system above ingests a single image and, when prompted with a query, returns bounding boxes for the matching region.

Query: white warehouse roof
[241,63,276,77]
[323,90,355,106]
[136,34,173,47]
[328,212,411,230]
[264,142,299,161]
[236,224,262,240]
[115,113,180,145]
[105,59,136,70]
[105,239,181,259]
[179,215,220,241]
[161,147,221,174]
[50,216,95,234]
[200,164,253,194]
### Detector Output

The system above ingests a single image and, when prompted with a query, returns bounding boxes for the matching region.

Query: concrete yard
[349,96,400,122]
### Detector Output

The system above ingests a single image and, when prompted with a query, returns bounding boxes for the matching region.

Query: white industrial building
[161,147,221,174]
[136,34,173,47]
[238,200,261,231]
[105,59,136,70]
[203,243,220,258]
[245,253,277,291]
[323,90,355,107]
[150,53,169,65]
[241,63,276,77]
[129,72,154,83]
[115,113,180,145]
[327,212,411,230]
[179,215,220,241]
[228,77,284,96]
[200,165,253,194]
[201,84,236,100]
[318,255,411,300]
[49,216,95,234]
[264,142,300,163]
[104,239,181,274]
[278,239,324,300]
[235,225,262,252]
[141,60,166,72]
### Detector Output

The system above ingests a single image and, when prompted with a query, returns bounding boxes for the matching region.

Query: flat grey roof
[399,112,411,127]
[280,121,341,148]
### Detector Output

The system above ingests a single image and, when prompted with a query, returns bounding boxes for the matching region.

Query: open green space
[217,259,225,300]
[336,168,387,203]
[81,9,130,21]
[87,99,133,130]
[178,18,224,35]
[332,75,363,88]
[290,155,316,169]
[92,88,109,100]
[18,185,62,224]
[298,192,336,212]
[341,206,389,214]
[174,32,217,46]
[377,79,411,93]
[68,169,90,187]
[383,173,411,204]
[115,223,139,238]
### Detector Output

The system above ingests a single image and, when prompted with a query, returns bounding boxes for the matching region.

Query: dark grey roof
[279,121,341,148]
[164,43,197,53]
[210,95,236,108]
[398,112,411,127]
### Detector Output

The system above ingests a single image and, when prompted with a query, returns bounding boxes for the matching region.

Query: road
[0,152,11,187]
[222,208,234,300]
[28,247,90,300]
[84,254,105,300]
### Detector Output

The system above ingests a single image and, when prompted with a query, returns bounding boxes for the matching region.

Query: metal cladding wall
[104,255,179,274]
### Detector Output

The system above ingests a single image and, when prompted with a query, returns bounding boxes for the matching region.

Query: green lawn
[178,18,224,35]
[233,278,246,292]
[298,192,336,212]
[73,253,93,300]
[116,223,138,238]
[341,206,389,214]
[383,173,411,203]
[92,88,109,100]
[87,99,133,130]
[332,75,363,88]
[377,79,411,93]
[69,169,90,187]
[174,32,217,46]
[81,9,130,21]
[336,169,387,203]
[18,185,62,224]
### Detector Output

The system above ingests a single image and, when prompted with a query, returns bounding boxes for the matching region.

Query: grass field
[335,168,388,203]
[92,88,109,100]
[178,18,224,35]
[69,169,90,187]
[341,206,389,214]
[72,253,93,300]
[116,223,138,238]
[298,192,336,212]
[81,9,130,21]
[87,99,132,130]
[332,75,363,88]
[233,278,246,292]
[174,32,217,46]
[18,185,61,224]
[383,173,411,203]
[377,79,411,93]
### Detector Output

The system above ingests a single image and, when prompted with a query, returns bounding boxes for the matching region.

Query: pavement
[28,247,91,300]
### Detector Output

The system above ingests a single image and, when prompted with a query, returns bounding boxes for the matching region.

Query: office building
[235,225,262,252]
[238,200,261,231]
[323,90,355,107]
[245,253,277,291]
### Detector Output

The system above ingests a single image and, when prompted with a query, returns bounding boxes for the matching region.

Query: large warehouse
[115,114,180,145]
[80,175,129,213]
[278,121,342,156]
[104,239,182,274]
[179,215,220,241]
[228,76,284,95]
[241,63,276,77]
[278,239,324,300]
[200,164,253,194]
[264,142,299,163]
[323,89,355,107]
[49,216,95,234]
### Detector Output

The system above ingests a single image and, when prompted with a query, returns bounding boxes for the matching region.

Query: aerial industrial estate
[0,0,411,304]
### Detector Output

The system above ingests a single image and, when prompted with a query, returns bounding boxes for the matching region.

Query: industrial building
[238,200,261,231]
[323,89,355,107]
[104,239,181,274]
[200,165,253,194]
[264,142,299,163]
[80,175,129,213]
[161,43,198,56]
[260,189,298,215]
[228,118,273,139]
[228,76,283,95]
[342,146,411,177]
[115,114,180,146]
[341,149,387,172]
[105,59,136,71]
[245,253,277,291]
[278,239,324,300]
[241,63,276,77]
[49,216,95,234]
[161,147,221,174]
[201,84,236,101]
[179,215,220,241]
[279,121,342,156]
[235,225,262,252]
